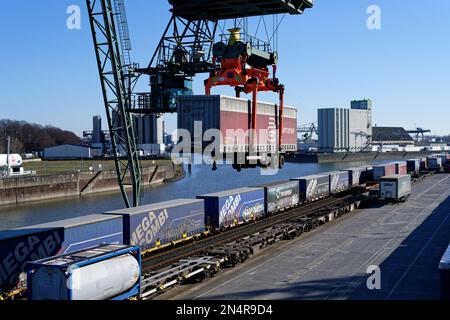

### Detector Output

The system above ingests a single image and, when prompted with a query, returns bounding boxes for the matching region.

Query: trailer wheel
[270,155,279,170]
[279,155,285,169]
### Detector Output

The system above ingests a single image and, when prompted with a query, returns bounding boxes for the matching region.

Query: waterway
[0,161,372,230]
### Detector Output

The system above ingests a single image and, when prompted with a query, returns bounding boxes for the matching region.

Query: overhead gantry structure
[86,0,314,207]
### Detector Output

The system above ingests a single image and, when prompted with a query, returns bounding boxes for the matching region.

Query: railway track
[141,192,359,273]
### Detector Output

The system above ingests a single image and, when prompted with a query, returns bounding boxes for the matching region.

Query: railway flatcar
[104,199,205,249]
[252,180,300,214]
[0,214,123,293]
[291,174,330,203]
[198,187,265,230]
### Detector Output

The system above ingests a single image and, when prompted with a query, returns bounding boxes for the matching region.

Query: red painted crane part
[205,37,286,151]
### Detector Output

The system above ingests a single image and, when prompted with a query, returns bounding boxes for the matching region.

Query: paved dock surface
[161,174,450,300]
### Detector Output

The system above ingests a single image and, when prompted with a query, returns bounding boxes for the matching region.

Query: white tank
[31,254,140,300]
[70,254,140,300]
[0,154,23,167]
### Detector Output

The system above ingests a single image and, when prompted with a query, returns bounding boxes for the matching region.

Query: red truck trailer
[177,95,297,170]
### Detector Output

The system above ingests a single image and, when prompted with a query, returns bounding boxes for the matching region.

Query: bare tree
[0,119,83,154]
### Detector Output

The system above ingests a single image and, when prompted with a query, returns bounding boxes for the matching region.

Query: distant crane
[407,127,431,142]
[297,123,318,142]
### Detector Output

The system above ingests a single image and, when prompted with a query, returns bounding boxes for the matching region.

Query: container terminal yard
[1,0,450,305]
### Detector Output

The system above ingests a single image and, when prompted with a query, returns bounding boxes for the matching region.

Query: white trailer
[379,174,411,202]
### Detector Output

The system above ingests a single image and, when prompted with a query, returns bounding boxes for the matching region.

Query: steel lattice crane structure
[297,122,318,142]
[407,127,431,142]
[87,0,141,208]
[86,0,314,207]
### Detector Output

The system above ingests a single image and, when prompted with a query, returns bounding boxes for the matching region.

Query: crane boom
[87,0,141,208]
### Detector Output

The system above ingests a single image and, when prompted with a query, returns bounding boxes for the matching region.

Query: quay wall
[0,163,184,206]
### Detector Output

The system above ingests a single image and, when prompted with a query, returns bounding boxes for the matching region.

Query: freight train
[0,162,426,297]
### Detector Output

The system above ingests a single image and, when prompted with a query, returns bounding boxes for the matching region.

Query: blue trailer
[406,159,421,175]
[27,244,141,300]
[198,187,265,229]
[253,181,300,214]
[291,174,330,203]
[428,156,443,171]
[0,214,123,291]
[327,171,350,194]
[105,199,205,249]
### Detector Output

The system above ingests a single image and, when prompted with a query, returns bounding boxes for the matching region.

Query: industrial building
[133,114,164,145]
[43,144,102,160]
[372,127,414,145]
[318,99,372,153]
[84,115,166,157]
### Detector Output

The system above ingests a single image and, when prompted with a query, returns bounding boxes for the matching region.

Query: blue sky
[0,0,449,136]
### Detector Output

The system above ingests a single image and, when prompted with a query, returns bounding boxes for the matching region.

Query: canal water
[0,161,371,231]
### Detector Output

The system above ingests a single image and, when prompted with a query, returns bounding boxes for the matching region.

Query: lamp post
[6,136,11,177]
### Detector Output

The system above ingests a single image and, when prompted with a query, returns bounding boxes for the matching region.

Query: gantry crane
[86,0,314,207]
[298,122,318,142]
[407,127,431,142]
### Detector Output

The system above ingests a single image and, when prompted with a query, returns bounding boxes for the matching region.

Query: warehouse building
[372,127,414,146]
[43,144,102,160]
[318,99,372,153]
[85,114,165,157]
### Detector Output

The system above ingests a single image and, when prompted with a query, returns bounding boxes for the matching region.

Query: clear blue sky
[0,0,449,136]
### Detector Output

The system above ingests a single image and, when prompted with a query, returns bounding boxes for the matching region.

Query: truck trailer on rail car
[104,199,205,249]
[27,244,141,300]
[0,214,124,292]
[198,187,265,230]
